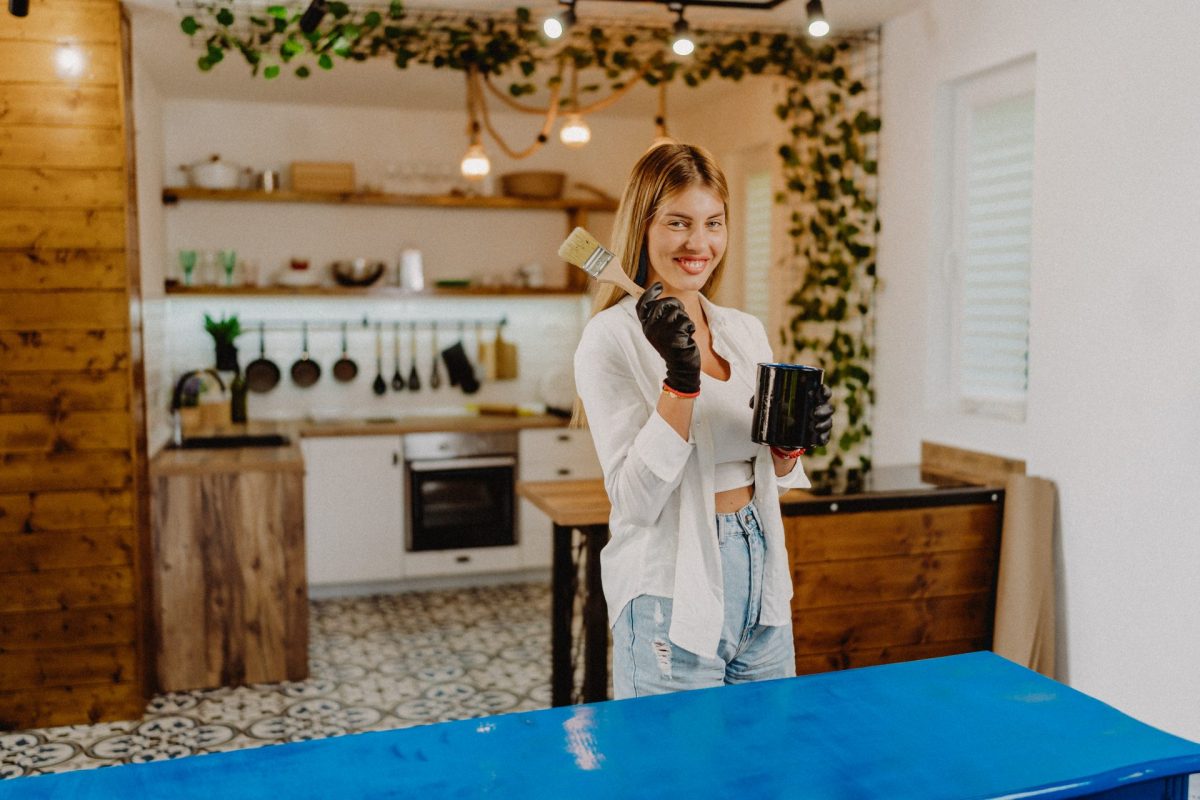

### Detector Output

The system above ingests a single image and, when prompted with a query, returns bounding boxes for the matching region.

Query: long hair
[571,141,731,427]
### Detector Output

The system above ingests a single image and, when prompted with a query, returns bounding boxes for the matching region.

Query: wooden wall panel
[0,607,137,651]
[0,333,129,373]
[0,251,126,290]
[792,593,994,655]
[0,167,126,207]
[0,682,144,729]
[0,0,147,730]
[793,637,993,676]
[0,451,132,492]
[0,126,124,168]
[792,548,999,609]
[785,505,1000,562]
[0,411,132,453]
[0,42,120,85]
[0,209,127,249]
[0,85,122,127]
[0,291,128,329]
[0,527,134,572]
[0,371,130,413]
[0,565,134,614]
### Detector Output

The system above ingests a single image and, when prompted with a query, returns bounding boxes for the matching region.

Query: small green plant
[203,313,241,345]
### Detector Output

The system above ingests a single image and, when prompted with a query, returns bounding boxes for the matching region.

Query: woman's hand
[769,385,834,464]
[635,282,701,395]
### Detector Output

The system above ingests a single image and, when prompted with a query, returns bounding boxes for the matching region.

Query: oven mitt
[442,342,480,394]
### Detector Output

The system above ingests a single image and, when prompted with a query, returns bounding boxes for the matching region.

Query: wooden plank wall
[0,0,148,728]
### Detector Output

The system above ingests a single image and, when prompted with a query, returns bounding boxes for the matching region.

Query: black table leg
[550,523,573,707]
[581,524,609,703]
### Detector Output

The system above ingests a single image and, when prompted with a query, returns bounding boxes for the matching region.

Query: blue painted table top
[3,652,1198,799]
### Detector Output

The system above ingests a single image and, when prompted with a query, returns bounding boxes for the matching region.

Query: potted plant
[204,313,242,372]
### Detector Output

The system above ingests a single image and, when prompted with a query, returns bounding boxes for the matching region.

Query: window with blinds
[949,63,1035,420]
[743,169,773,329]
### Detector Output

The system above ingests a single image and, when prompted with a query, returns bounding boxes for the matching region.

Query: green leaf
[296,65,311,78]
[264,64,280,79]
[266,5,288,20]
[216,7,234,26]
[388,0,404,20]
[318,53,334,70]
[197,55,213,71]
[328,2,350,20]
[364,11,381,28]
[180,16,199,35]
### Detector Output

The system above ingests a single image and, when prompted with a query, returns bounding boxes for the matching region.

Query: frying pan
[244,322,281,393]
[332,322,359,382]
[290,322,321,388]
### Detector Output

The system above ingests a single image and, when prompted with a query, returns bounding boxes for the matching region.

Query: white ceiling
[127,0,919,113]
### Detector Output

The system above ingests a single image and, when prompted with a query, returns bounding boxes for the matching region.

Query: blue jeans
[611,501,796,699]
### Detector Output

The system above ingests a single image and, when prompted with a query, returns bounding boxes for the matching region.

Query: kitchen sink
[171,433,292,449]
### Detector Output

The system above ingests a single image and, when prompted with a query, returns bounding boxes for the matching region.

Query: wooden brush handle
[596,259,645,298]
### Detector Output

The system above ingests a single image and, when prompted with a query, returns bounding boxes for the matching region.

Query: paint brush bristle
[557,226,644,298]
[558,227,613,278]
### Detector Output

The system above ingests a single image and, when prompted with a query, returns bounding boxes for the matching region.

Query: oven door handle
[407,456,516,472]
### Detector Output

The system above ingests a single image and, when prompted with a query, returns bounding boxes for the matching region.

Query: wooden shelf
[161,186,617,212]
[164,284,584,298]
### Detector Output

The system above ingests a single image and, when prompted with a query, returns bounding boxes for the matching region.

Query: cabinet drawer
[403,545,520,578]
[518,428,601,480]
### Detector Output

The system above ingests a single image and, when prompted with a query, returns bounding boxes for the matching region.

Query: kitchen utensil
[244,322,281,393]
[180,154,243,190]
[372,323,387,396]
[429,325,441,389]
[558,226,645,298]
[442,341,480,395]
[391,322,405,391]
[332,322,358,382]
[331,258,386,287]
[494,320,519,380]
[407,322,421,392]
[751,363,826,449]
[478,321,497,381]
[290,322,321,388]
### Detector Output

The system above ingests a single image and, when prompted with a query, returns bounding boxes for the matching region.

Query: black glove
[635,282,701,395]
[811,384,834,446]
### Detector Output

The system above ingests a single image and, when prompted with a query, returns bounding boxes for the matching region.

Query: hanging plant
[179,4,880,485]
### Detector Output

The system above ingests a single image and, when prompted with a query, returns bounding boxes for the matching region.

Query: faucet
[171,368,227,446]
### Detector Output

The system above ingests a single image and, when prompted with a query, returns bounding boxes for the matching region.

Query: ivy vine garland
[180,3,880,489]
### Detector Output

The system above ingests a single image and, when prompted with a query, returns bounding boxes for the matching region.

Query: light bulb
[805,0,829,37]
[543,16,563,39]
[672,35,694,56]
[55,44,86,78]
[460,143,490,180]
[559,114,591,148]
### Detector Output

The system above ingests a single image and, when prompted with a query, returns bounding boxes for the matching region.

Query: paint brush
[557,227,645,298]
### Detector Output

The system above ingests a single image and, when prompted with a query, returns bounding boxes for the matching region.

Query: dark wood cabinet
[782,468,1004,675]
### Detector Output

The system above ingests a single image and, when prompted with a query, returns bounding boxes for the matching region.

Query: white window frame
[944,57,1036,422]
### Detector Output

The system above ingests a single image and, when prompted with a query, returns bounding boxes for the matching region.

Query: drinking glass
[178,249,197,286]
[219,249,237,287]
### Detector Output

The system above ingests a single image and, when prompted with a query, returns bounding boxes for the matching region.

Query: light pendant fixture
[560,113,591,148]
[460,142,490,179]
[543,0,576,40]
[671,8,694,57]
[805,0,829,37]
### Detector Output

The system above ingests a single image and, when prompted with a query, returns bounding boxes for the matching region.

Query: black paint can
[751,363,825,449]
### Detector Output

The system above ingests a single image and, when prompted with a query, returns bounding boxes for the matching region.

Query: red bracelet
[661,381,700,399]
[770,446,806,460]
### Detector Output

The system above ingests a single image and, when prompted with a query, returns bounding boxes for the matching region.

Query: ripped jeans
[610,501,796,699]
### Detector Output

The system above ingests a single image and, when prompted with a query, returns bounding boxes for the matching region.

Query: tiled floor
[0,582,554,779]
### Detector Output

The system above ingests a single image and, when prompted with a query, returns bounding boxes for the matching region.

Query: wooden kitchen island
[519,466,1005,706]
[150,441,308,692]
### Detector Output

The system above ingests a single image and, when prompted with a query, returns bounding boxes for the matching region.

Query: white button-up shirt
[574,294,810,659]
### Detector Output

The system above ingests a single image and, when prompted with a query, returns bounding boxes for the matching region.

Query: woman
[573,142,833,699]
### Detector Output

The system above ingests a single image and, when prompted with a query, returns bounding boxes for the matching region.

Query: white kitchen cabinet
[518,427,603,569]
[302,435,405,587]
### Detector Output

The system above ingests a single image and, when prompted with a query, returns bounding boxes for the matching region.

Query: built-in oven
[404,430,517,552]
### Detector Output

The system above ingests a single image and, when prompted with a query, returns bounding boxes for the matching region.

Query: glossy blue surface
[3,652,1197,799]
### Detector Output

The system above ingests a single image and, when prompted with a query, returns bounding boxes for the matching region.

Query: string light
[543,0,576,40]
[805,0,829,37]
[670,6,694,56]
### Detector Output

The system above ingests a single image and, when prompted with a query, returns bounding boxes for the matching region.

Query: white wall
[876,0,1200,738]
[136,91,666,430]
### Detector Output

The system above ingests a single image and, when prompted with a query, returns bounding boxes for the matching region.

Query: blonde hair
[572,141,731,427]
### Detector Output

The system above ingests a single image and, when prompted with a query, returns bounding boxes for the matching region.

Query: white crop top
[701,362,759,493]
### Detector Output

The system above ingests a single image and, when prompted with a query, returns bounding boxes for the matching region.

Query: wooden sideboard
[782,466,1004,675]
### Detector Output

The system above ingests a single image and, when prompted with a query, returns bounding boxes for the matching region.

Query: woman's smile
[645,183,728,296]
